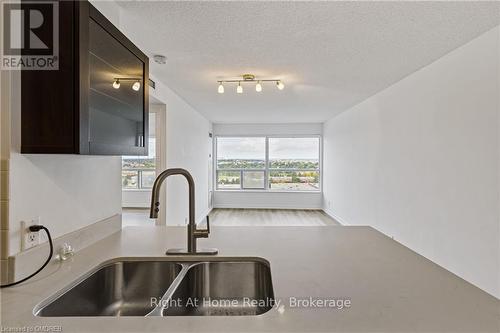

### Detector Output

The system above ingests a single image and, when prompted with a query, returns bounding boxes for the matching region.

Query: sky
[217,137,319,160]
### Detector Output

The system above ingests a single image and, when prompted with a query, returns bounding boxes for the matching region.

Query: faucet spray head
[150,202,160,219]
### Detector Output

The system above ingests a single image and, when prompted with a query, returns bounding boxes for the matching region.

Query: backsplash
[9,214,122,282]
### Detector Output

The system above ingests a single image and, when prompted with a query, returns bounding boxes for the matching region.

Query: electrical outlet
[21,218,40,251]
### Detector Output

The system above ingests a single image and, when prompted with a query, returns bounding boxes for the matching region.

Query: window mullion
[265,136,269,190]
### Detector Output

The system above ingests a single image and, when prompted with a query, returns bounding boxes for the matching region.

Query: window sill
[122,189,152,192]
[214,189,321,194]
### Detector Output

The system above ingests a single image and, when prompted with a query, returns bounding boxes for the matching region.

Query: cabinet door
[87,18,147,155]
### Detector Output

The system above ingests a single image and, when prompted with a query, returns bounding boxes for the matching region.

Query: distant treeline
[217,159,318,169]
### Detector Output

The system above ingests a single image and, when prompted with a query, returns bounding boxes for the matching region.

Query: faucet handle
[194,215,210,238]
[205,215,210,234]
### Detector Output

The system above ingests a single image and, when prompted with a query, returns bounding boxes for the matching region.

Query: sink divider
[146,262,195,317]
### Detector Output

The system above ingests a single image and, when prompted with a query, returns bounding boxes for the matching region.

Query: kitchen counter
[1,226,498,332]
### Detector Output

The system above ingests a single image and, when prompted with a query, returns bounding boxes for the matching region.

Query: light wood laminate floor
[123,208,340,227]
[209,209,340,226]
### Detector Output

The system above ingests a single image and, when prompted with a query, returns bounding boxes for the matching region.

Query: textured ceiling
[118,1,500,123]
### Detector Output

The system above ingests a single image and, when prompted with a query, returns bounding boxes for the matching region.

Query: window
[122,137,156,189]
[122,113,156,190]
[215,136,321,191]
[268,137,320,191]
[216,137,266,190]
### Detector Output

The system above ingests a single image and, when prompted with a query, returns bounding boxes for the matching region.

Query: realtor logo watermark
[1,0,58,70]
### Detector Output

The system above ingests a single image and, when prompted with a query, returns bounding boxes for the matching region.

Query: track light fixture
[132,80,141,91]
[218,82,225,94]
[112,77,142,91]
[216,74,284,94]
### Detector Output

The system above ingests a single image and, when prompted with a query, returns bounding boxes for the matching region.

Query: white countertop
[1,226,498,332]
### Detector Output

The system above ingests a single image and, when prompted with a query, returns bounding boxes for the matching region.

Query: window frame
[216,169,266,190]
[214,135,322,192]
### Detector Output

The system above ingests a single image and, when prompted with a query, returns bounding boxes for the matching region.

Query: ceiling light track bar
[114,77,142,81]
[217,79,280,83]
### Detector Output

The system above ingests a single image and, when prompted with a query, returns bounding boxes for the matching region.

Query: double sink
[34,257,275,317]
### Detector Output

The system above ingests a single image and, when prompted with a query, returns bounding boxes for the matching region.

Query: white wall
[213,123,323,136]
[148,77,212,225]
[215,191,322,209]
[323,27,500,298]
[122,190,150,208]
[213,123,323,209]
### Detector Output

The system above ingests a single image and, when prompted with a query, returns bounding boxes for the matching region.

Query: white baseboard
[213,204,322,210]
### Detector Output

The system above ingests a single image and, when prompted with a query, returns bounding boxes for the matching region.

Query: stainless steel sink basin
[35,260,182,316]
[163,261,274,316]
[34,257,274,317]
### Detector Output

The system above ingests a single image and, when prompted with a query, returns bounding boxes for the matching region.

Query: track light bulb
[237,82,243,94]
[112,79,120,89]
[132,80,141,91]
[218,82,224,94]
[255,81,262,92]
[276,80,285,90]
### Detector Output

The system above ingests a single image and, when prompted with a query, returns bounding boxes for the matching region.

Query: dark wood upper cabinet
[21,0,149,155]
